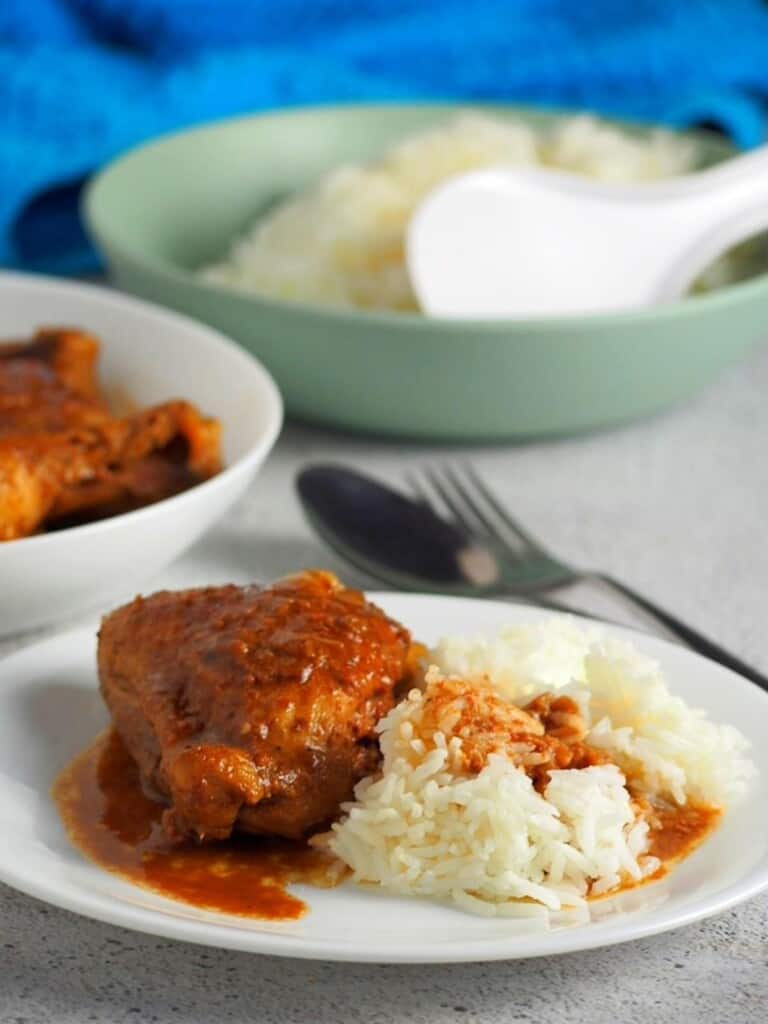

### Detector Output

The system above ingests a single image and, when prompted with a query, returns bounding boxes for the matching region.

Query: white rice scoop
[406,144,768,318]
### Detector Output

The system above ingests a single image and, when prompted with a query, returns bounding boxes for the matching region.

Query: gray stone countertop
[2,344,768,1024]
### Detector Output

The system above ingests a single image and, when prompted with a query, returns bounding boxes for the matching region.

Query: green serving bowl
[84,103,768,441]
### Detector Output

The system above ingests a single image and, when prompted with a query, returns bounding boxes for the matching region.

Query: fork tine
[439,464,510,542]
[434,464,528,552]
[459,463,545,553]
[403,470,433,507]
[419,466,477,536]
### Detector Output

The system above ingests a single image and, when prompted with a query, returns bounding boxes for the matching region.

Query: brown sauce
[53,730,345,921]
[589,799,722,900]
[648,800,722,865]
[54,731,723,920]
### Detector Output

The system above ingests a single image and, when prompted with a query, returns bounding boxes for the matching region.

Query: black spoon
[297,464,768,692]
[296,463,586,615]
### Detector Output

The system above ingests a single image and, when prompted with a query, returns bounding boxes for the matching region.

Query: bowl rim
[0,270,283,552]
[83,99,768,334]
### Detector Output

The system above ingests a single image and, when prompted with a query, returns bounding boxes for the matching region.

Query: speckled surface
[2,342,768,1023]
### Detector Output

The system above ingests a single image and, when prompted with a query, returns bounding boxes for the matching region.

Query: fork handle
[591,573,768,691]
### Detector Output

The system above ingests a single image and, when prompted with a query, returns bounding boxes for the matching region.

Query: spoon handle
[656,143,768,298]
[591,573,768,691]
[687,142,768,193]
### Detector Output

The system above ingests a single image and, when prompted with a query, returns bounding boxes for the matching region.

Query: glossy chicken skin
[0,329,221,540]
[98,572,413,842]
[0,328,107,434]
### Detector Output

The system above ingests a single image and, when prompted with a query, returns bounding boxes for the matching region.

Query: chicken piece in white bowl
[0,271,282,635]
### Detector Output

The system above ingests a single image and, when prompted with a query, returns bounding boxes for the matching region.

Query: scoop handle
[681,141,768,194]
[656,143,768,298]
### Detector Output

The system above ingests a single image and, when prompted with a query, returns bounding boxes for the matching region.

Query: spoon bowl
[297,464,480,595]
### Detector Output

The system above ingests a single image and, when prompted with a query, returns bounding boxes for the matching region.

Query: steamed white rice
[433,621,755,807]
[202,113,765,311]
[322,620,754,919]
[201,111,751,311]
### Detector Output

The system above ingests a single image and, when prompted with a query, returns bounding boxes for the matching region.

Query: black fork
[408,464,768,690]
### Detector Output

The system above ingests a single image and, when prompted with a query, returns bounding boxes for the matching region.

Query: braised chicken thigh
[98,571,413,842]
[0,329,221,540]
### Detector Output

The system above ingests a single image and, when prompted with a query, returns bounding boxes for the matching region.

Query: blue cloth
[3,0,768,274]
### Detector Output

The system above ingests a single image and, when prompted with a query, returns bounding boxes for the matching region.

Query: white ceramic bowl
[0,272,282,636]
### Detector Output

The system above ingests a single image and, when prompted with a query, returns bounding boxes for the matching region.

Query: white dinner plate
[0,594,766,963]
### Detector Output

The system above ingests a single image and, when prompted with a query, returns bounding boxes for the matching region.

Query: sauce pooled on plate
[53,730,345,921]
